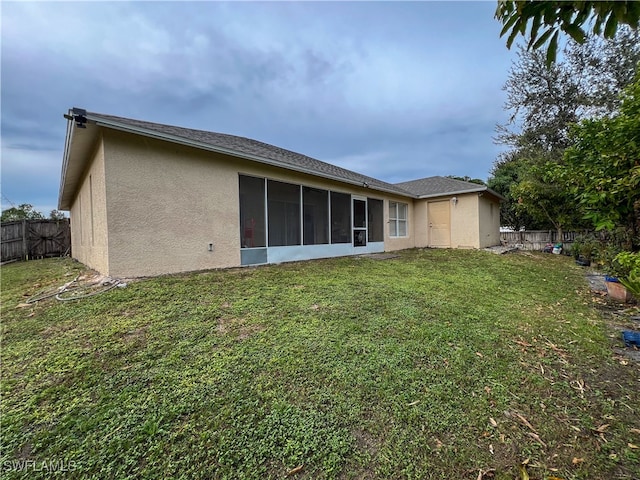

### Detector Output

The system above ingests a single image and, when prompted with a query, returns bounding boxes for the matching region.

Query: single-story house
[58,108,504,277]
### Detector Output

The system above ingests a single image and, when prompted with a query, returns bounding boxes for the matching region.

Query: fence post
[21,219,28,261]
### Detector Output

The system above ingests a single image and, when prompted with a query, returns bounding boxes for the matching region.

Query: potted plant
[605,251,640,303]
[571,234,597,267]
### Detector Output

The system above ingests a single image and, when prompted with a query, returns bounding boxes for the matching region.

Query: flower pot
[605,280,632,303]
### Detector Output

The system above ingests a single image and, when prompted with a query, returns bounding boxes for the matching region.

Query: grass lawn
[1,249,639,479]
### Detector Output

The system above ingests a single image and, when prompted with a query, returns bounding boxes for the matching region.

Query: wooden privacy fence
[1,219,71,263]
[500,230,582,251]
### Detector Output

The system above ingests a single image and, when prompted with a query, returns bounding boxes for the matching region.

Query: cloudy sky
[1,1,518,215]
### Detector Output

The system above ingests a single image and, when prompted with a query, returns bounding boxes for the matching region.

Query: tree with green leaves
[496,1,640,64]
[497,28,640,152]
[489,29,640,233]
[1,204,45,222]
[496,47,581,152]
[445,175,486,186]
[562,74,640,248]
[49,210,66,220]
[487,153,542,231]
[510,160,586,238]
[566,28,640,117]
[0,205,66,222]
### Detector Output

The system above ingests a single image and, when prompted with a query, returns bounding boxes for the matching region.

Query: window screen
[268,180,301,246]
[303,187,329,245]
[330,192,351,244]
[239,175,266,248]
[367,198,384,242]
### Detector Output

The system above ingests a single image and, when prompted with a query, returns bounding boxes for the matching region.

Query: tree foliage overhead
[496,1,640,64]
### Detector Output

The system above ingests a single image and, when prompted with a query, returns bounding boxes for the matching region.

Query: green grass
[1,249,639,479]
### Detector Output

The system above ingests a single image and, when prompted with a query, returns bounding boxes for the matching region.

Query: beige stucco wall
[68,128,501,276]
[69,136,109,274]
[478,195,501,248]
[98,130,418,277]
[450,194,480,248]
[103,131,241,277]
[418,194,485,249]
[383,195,415,252]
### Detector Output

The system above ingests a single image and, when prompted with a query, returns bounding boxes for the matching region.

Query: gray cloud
[1,1,514,214]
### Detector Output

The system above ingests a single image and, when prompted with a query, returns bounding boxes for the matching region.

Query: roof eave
[86,114,414,199]
[58,113,101,210]
[57,114,75,210]
[417,187,487,199]
[417,187,505,202]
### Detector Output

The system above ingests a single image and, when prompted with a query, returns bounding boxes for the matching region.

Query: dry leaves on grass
[476,468,495,479]
[593,424,610,433]
[286,464,304,476]
[505,411,548,448]
[590,424,610,443]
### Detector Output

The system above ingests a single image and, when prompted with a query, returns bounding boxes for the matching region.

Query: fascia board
[418,187,506,202]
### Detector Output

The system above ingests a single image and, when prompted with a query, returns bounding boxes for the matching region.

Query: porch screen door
[353,198,367,247]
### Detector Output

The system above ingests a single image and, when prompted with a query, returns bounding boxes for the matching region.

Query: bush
[571,234,599,261]
[592,227,638,274]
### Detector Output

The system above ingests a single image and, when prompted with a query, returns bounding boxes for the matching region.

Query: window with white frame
[388,201,408,237]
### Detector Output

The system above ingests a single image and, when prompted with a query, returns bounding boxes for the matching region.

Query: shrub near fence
[500,230,583,252]
[1,219,71,263]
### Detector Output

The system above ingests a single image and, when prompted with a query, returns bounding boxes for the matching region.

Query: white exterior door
[428,201,451,248]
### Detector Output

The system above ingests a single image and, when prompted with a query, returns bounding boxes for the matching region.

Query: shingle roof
[395,176,501,199]
[85,112,413,197]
